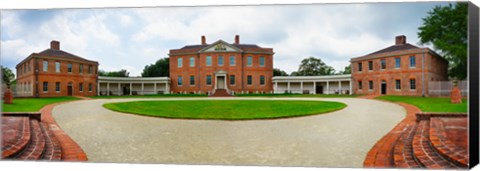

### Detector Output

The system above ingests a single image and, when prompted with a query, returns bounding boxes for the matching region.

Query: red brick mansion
[350,35,448,96]
[168,35,274,95]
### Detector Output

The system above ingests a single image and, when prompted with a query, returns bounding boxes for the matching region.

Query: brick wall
[16,56,98,97]
[169,51,273,94]
[351,52,448,96]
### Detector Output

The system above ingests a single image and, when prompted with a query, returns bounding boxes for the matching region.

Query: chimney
[201,35,206,45]
[234,35,240,44]
[395,35,406,45]
[50,40,60,50]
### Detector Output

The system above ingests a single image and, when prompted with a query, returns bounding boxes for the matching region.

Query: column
[118,83,121,96]
[349,80,353,95]
[326,81,330,95]
[287,82,290,93]
[129,83,132,95]
[97,82,100,96]
[313,82,316,94]
[274,81,278,94]
[214,76,218,89]
[154,83,157,95]
[107,82,110,96]
[165,83,170,94]
[141,83,144,95]
[300,81,303,94]
[338,81,342,94]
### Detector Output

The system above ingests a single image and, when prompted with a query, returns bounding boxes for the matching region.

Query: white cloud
[1,3,442,76]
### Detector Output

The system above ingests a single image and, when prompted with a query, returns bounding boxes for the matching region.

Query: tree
[295,57,335,76]
[141,58,169,77]
[98,69,129,77]
[337,65,351,75]
[418,2,468,79]
[273,68,288,76]
[2,66,15,88]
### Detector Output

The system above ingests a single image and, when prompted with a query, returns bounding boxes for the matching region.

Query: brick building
[350,35,448,96]
[15,40,99,97]
[169,35,274,95]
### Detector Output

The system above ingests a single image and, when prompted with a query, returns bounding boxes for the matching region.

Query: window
[230,75,235,85]
[43,82,48,92]
[247,75,252,85]
[28,62,31,71]
[43,60,48,72]
[259,56,265,67]
[368,80,373,90]
[410,79,416,90]
[206,56,212,66]
[358,63,362,72]
[88,83,92,92]
[68,63,72,73]
[230,56,235,66]
[358,81,363,90]
[206,75,212,85]
[218,55,224,66]
[24,64,27,73]
[190,57,195,67]
[395,57,401,68]
[190,75,195,85]
[55,82,60,92]
[409,56,416,68]
[247,56,253,66]
[88,65,93,74]
[396,79,401,90]
[260,75,265,85]
[79,64,83,73]
[177,76,183,86]
[79,83,83,92]
[381,59,386,69]
[368,61,373,71]
[177,58,183,68]
[55,62,60,72]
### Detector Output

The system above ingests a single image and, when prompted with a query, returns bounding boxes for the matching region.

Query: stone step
[15,119,46,160]
[412,120,459,169]
[1,117,31,159]
[39,123,62,160]
[210,89,232,97]
[393,123,421,168]
[429,118,468,167]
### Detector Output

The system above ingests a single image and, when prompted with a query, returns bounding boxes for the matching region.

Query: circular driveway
[52,97,405,167]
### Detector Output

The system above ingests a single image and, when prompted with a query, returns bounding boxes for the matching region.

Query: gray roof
[367,43,420,56]
[37,48,98,63]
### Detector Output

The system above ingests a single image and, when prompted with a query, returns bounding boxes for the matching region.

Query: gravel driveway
[52,97,405,168]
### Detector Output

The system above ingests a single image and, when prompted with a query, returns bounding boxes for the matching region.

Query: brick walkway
[362,95,468,169]
[1,98,88,161]
[40,101,88,161]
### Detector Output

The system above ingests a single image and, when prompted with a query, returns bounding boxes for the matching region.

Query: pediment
[199,40,243,53]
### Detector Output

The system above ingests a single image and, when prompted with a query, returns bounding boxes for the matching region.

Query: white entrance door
[217,76,225,89]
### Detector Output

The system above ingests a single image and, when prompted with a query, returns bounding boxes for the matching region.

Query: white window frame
[190,57,195,67]
[43,60,48,72]
[178,58,183,68]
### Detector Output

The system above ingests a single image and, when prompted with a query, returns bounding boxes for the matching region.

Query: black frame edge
[469,1,479,169]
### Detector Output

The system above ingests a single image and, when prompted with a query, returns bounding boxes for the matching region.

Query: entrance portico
[214,70,228,91]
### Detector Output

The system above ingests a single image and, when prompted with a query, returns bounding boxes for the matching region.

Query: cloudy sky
[1,2,449,77]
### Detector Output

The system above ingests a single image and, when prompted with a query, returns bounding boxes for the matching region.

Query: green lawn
[90,94,208,99]
[376,96,467,113]
[2,96,79,112]
[103,100,347,120]
[235,93,360,98]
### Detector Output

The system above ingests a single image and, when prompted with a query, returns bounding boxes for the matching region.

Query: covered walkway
[272,74,352,94]
[98,76,170,96]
